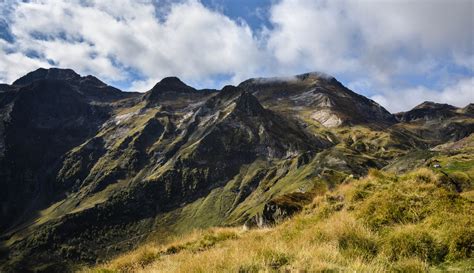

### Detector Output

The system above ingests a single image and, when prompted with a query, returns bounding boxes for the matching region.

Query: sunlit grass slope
[85,166,474,272]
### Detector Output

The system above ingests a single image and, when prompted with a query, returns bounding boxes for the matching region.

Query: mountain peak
[201,85,264,116]
[144,76,201,107]
[397,101,459,122]
[233,90,265,116]
[13,67,80,86]
[79,75,108,87]
[413,101,456,110]
[462,103,474,115]
[151,77,195,93]
[220,85,243,97]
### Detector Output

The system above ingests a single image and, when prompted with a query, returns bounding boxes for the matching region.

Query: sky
[0,0,473,112]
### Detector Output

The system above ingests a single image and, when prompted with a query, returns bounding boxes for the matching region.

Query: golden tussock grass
[85,168,474,273]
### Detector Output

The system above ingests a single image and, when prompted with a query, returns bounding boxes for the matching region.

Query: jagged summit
[215,85,243,100]
[12,68,81,86]
[203,85,266,117]
[221,84,241,93]
[199,85,248,114]
[233,90,266,116]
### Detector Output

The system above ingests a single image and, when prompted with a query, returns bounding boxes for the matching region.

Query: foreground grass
[85,168,474,272]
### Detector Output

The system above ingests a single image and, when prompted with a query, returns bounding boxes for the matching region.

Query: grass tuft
[383,225,447,263]
[258,249,292,269]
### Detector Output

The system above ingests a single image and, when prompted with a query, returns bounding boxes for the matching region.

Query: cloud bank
[0,0,472,112]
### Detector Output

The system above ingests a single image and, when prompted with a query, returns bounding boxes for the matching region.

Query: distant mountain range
[0,68,472,272]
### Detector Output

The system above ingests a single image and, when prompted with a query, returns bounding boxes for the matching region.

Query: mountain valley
[0,68,472,272]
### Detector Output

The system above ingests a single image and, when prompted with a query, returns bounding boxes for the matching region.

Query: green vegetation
[86,166,474,272]
[2,68,473,272]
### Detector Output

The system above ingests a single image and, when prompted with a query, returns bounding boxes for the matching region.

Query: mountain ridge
[0,68,472,272]
[5,68,471,114]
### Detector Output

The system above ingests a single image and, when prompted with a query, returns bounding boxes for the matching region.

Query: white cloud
[0,0,472,111]
[0,40,51,84]
[370,77,474,113]
[267,0,357,74]
[267,0,473,83]
[2,0,263,88]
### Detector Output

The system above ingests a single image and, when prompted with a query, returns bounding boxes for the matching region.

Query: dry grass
[85,168,474,273]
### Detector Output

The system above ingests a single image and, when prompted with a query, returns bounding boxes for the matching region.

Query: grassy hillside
[2,69,472,272]
[84,164,474,272]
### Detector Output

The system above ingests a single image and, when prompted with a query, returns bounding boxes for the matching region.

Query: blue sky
[202,0,274,31]
[0,0,472,112]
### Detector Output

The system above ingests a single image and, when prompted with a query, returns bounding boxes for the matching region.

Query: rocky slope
[394,101,474,145]
[239,72,397,128]
[0,68,472,272]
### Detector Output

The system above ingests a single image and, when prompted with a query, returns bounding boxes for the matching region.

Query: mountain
[0,68,472,272]
[396,101,461,122]
[239,72,397,128]
[394,101,474,145]
[0,69,138,233]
